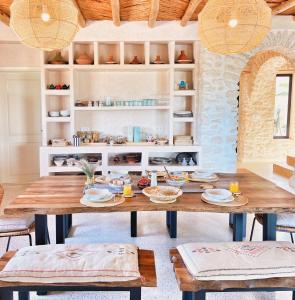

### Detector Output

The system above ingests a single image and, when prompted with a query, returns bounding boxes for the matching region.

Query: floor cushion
[0,215,34,233]
[0,243,141,283]
[177,241,295,281]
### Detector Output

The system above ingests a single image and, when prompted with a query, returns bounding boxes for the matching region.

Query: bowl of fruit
[137,177,151,189]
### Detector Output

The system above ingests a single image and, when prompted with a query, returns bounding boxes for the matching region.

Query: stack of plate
[201,189,234,204]
[189,171,219,182]
[173,111,193,118]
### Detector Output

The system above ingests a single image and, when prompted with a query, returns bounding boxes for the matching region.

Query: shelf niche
[150,42,169,64]
[174,69,194,91]
[124,42,145,65]
[99,42,120,64]
[45,69,70,90]
[175,42,194,64]
[46,95,71,116]
[74,42,94,65]
[44,48,69,65]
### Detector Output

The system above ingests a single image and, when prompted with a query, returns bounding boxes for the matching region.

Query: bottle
[150,171,157,187]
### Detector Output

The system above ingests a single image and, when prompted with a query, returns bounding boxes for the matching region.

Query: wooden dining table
[3,171,295,246]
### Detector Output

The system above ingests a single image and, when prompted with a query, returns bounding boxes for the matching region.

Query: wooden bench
[0,249,157,300]
[169,248,295,300]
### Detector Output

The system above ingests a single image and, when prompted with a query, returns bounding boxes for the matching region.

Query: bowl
[60,110,70,117]
[166,177,186,187]
[48,111,60,117]
[205,189,232,201]
[53,159,64,167]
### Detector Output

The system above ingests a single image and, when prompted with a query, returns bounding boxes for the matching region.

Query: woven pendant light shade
[198,0,272,55]
[10,0,79,51]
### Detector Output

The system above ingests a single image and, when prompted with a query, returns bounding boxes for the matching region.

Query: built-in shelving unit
[40,40,201,175]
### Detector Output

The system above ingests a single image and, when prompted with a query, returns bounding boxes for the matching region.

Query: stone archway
[238,51,294,163]
[198,30,295,172]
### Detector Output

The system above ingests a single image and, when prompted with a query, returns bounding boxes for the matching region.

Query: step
[287,155,295,167]
[273,162,294,179]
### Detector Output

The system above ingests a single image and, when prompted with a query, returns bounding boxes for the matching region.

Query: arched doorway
[237,51,295,165]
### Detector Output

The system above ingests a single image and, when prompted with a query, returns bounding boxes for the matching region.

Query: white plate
[201,193,234,203]
[192,171,215,179]
[205,189,232,201]
[84,188,114,203]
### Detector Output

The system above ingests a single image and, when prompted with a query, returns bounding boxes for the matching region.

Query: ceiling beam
[272,0,295,15]
[0,10,9,26]
[111,0,120,26]
[181,0,203,26]
[148,0,160,28]
[72,0,86,27]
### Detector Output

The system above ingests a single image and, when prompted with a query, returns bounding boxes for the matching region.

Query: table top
[4,171,295,216]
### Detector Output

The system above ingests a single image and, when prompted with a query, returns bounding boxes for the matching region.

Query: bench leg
[168,211,177,238]
[131,212,137,237]
[19,291,30,300]
[130,287,141,300]
[0,288,13,300]
[166,211,171,228]
[293,291,295,300]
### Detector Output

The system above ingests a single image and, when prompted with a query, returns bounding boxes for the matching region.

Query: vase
[86,175,95,187]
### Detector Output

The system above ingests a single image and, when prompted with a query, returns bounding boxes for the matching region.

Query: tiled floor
[0,166,294,300]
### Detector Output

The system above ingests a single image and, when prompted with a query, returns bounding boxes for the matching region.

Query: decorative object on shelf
[105,55,117,64]
[77,131,100,144]
[133,127,142,143]
[116,136,127,145]
[150,157,172,165]
[47,84,70,90]
[10,0,79,51]
[130,56,141,64]
[176,153,196,165]
[181,157,187,166]
[76,159,98,186]
[60,110,70,117]
[75,53,93,65]
[166,175,186,188]
[198,0,271,55]
[174,135,193,146]
[156,138,168,146]
[124,153,141,164]
[53,157,65,167]
[152,55,164,64]
[49,51,68,65]
[177,80,189,90]
[176,50,193,64]
[174,111,193,118]
[189,157,195,166]
[50,139,70,147]
[127,127,134,142]
[48,111,59,117]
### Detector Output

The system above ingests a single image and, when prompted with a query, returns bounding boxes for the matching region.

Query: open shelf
[173,117,194,123]
[46,117,71,123]
[75,106,170,111]
[44,49,69,65]
[175,42,195,64]
[98,42,120,65]
[45,90,71,96]
[45,69,70,90]
[174,90,195,96]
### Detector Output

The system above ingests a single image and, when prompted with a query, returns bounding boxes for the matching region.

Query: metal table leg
[233,213,246,241]
[131,211,137,237]
[262,213,277,241]
[168,211,177,238]
[56,215,66,244]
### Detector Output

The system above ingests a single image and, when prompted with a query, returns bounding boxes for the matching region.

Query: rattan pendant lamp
[10,0,80,51]
[198,0,272,55]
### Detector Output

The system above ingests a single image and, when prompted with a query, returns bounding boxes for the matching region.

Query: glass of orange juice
[123,184,133,197]
[229,181,239,193]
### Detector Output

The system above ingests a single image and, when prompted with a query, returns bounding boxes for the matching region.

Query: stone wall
[198,30,295,172]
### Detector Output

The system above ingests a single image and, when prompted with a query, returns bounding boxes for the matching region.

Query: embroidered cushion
[177,241,295,281]
[0,216,34,233]
[0,243,141,283]
[277,214,295,228]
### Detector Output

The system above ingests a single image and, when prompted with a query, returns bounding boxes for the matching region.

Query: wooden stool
[170,248,295,300]
[0,249,157,300]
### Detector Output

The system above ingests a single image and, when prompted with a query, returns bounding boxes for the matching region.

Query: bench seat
[0,249,156,300]
[170,248,295,300]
